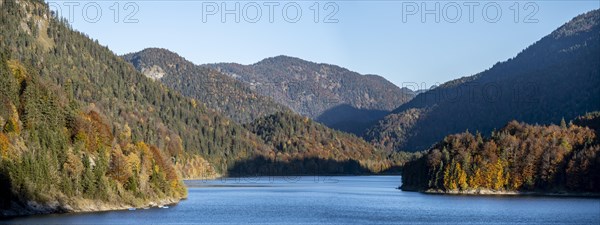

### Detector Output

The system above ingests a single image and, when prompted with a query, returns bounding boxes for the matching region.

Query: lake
[1,176,599,225]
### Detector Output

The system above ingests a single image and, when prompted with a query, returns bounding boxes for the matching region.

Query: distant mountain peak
[253,55,313,66]
[123,48,290,123]
[267,55,302,61]
[126,47,185,61]
[206,55,415,134]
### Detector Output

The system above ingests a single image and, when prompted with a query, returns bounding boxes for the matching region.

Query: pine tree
[560,117,567,129]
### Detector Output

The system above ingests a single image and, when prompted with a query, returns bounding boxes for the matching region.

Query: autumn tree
[402,118,600,193]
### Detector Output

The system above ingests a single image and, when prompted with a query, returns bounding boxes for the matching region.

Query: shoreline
[400,187,600,198]
[0,197,182,219]
[183,173,403,181]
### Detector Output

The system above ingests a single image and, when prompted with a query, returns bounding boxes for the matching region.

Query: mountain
[0,0,279,215]
[0,0,278,178]
[206,56,415,134]
[366,10,600,152]
[401,113,600,194]
[123,48,289,123]
[123,49,411,175]
[0,0,410,215]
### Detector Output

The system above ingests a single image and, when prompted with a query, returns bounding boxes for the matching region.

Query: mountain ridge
[366,9,600,152]
[123,48,412,174]
[123,48,290,123]
[205,55,415,134]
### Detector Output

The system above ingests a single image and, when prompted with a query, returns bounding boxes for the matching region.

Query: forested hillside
[123,48,289,123]
[237,112,415,175]
[0,50,186,216]
[1,0,276,215]
[366,10,600,152]
[0,2,278,215]
[206,56,414,134]
[123,49,416,175]
[0,0,283,182]
[401,113,600,194]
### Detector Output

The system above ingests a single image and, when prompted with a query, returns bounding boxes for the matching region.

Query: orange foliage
[109,146,131,184]
[149,145,178,181]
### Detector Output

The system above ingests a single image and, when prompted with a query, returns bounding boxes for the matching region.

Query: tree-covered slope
[206,56,415,134]
[0,0,408,197]
[0,51,186,216]
[401,114,600,194]
[240,111,415,175]
[122,49,415,175]
[0,0,279,181]
[366,10,600,152]
[123,48,289,123]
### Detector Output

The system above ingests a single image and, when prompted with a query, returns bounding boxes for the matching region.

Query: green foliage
[364,108,425,153]
[0,50,18,108]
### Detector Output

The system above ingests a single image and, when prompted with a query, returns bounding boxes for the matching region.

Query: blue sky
[47,0,599,89]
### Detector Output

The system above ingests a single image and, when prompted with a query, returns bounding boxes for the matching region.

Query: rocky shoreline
[0,197,182,218]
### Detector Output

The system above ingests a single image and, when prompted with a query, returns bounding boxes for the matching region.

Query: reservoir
[1,176,599,225]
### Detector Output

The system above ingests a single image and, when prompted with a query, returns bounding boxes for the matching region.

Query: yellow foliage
[136,141,151,158]
[0,132,10,160]
[74,131,88,144]
[127,152,141,172]
[3,103,20,134]
[468,168,483,189]
[170,180,179,190]
[443,165,457,190]
[457,163,468,190]
[7,60,27,82]
[119,124,132,143]
[63,150,84,178]
[492,159,507,190]
[122,143,135,155]
[109,145,132,183]
[136,142,152,172]
[174,155,218,179]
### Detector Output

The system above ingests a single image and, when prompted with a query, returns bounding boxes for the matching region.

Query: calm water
[1,176,599,225]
